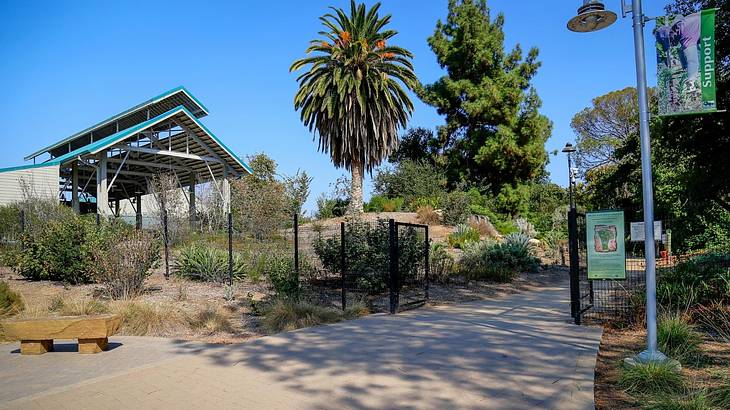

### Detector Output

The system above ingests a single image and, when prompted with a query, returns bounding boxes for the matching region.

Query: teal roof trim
[0,162,60,174]
[50,105,251,174]
[24,86,209,161]
[179,107,254,174]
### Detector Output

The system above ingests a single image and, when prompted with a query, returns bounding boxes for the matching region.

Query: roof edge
[24,86,209,161]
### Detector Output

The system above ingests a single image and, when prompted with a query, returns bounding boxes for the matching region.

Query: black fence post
[96,213,100,226]
[228,211,233,286]
[388,219,398,314]
[163,209,170,280]
[424,225,430,300]
[567,208,581,325]
[340,221,346,311]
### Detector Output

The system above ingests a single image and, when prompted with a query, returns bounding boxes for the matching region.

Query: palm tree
[290,0,417,214]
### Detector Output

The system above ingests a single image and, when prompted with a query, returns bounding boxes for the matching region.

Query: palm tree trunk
[348,161,364,215]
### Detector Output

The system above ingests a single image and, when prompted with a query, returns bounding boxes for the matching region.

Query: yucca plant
[290,0,417,214]
[174,244,246,283]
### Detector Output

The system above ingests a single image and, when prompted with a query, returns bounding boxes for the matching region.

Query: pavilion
[0,86,251,226]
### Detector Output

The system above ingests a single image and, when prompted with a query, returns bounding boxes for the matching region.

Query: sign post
[586,210,626,280]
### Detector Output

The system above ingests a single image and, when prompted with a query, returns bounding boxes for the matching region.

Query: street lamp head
[567,1,617,33]
[562,143,577,153]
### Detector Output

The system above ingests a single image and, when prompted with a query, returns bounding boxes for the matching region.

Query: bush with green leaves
[313,219,424,294]
[442,191,471,226]
[657,313,702,364]
[430,243,455,284]
[262,251,301,300]
[469,204,518,235]
[373,159,446,207]
[407,196,441,211]
[0,281,23,317]
[93,229,160,300]
[364,195,404,212]
[174,243,246,283]
[14,215,125,284]
[460,236,539,282]
[657,252,730,308]
[447,224,480,249]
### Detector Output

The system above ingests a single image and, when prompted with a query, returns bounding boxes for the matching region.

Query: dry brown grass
[416,206,441,225]
[113,301,188,337]
[189,306,234,335]
[469,218,500,238]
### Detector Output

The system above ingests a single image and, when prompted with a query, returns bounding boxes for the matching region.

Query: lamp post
[567,0,668,364]
[562,143,577,211]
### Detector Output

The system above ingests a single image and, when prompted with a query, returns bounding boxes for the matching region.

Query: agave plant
[290,1,417,214]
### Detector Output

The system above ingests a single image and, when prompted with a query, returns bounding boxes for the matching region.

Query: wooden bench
[1,314,121,355]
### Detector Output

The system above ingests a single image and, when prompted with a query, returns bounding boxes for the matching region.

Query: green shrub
[315,195,349,219]
[14,216,125,284]
[262,299,342,333]
[430,243,455,284]
[407,196,441,211]
[469,205,518,234]
[0,281,23,317]
[174,243,246,283]
[313,219,424,294]
[373,160,446,207]
[364,195,404,212]
[541,230,566,263]
[657,252,730,308]
[262,252,300,300]
[447,224,480,249]
[657,314,703,364]
[442,191,471,226]
[460,236,539,283]
[619,361,684,395]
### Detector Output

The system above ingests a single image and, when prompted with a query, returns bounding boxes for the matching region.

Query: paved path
[0,282,602,410]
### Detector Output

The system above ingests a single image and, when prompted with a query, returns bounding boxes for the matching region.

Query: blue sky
[0,0,667,214]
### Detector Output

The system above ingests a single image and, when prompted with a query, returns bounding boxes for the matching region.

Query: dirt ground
[594,326,730,410]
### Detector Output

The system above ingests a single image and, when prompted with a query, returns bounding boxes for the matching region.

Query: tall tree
[419,0,551,197]
[290,1,417,214]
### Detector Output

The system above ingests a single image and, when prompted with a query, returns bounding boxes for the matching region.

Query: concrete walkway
[0,282,602,410]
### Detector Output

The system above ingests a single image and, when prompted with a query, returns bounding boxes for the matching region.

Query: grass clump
[263,299,342,333]
[645,390,712,410]
[115,302,186,336]
[53,297,110,316]
[0,281,24,317]
[657,313,703,364]
[708,381,730,409]
[189,307,234,335]
[618,361,684,395]
[343,303,370,320]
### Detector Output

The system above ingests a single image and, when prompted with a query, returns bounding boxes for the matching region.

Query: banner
[654,9,717,116]
[586,210,626,280]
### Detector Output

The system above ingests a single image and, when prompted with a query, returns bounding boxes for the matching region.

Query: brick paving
[1,282,602,410]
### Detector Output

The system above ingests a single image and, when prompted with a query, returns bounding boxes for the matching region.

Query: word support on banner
[654,9,717,116]
[586,210,626,280]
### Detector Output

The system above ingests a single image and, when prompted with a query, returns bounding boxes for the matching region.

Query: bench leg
[78,337,108,354]
[20,340,54,355]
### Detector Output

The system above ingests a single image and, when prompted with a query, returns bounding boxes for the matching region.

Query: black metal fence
[296,217,430,314]
[568,210,683,324]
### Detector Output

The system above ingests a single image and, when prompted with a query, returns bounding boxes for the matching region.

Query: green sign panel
[654,9,717,116]
[586,210,626,280]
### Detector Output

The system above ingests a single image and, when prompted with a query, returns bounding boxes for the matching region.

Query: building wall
[0,165,59,206]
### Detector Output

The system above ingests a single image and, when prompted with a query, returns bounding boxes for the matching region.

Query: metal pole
[567,153,576,210]
[163,209,169,279]
[340,221,346,311]
[424,225,430,300]
[568,209,581,323]
[630,0,664,363]
[228,212,233,286]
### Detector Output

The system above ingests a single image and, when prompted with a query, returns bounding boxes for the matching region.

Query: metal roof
[25,86,209,161]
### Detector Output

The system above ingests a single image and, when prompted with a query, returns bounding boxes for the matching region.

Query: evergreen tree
[419,0,551,198]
